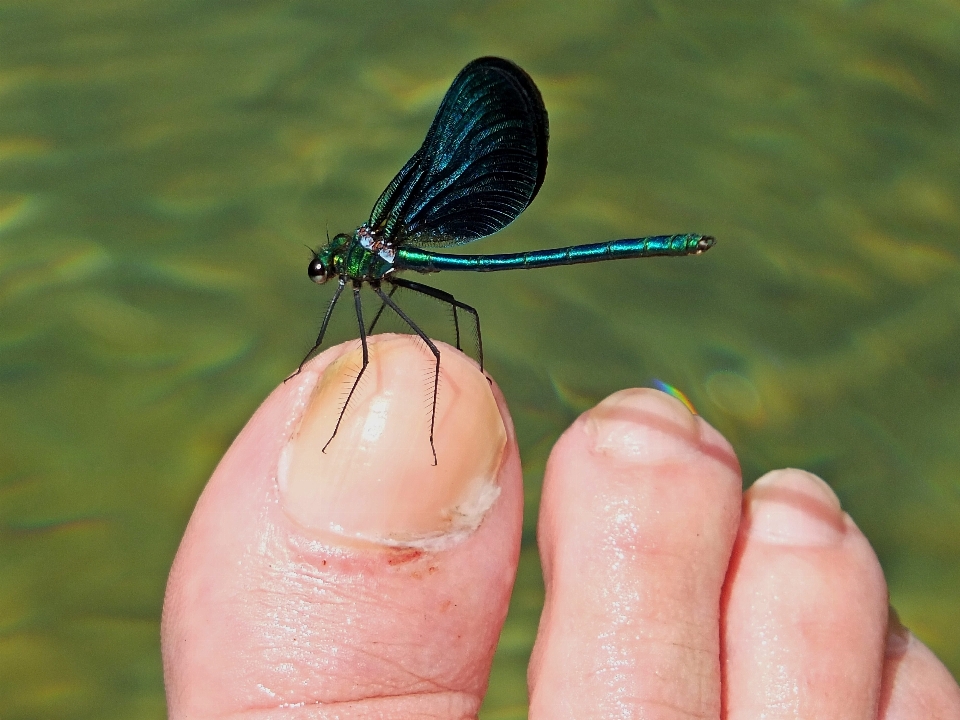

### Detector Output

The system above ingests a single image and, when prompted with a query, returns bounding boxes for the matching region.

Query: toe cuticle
[746,470,846,547]
[584,388,701,463]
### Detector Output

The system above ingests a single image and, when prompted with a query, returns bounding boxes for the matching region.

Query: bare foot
[162,335,960,719]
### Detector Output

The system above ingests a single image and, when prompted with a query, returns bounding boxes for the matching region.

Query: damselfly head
[307,256,329,284]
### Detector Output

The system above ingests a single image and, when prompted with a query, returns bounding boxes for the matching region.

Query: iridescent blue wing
[368,57,549,247]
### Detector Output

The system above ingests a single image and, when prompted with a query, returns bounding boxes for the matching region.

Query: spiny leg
[382,277,462,353]
[374,283,440,465]
[367,282,399,335]
[288,276,346,381]
[387,276,483,371]
[368,282,462,354]
[323,282,369,454]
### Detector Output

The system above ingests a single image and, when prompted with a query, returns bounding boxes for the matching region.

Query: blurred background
[1,0,958,717]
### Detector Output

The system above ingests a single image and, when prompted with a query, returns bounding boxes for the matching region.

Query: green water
[2,1,958,717]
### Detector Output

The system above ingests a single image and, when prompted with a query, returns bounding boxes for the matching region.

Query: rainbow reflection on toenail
[650,379,698,415]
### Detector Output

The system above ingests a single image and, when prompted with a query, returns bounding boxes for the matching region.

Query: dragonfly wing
[368,57,549,247]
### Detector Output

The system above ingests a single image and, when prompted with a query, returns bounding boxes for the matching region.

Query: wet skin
[162,335,960,720]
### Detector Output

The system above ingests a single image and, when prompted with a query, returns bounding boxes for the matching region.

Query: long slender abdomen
[395,234,715,273]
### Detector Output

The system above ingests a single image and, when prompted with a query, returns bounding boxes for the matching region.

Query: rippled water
[2,1,958,717]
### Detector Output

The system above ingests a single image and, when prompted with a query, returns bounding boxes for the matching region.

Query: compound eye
[307,258,328,284]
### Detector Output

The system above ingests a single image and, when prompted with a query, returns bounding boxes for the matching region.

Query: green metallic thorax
[317,227,396,282]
